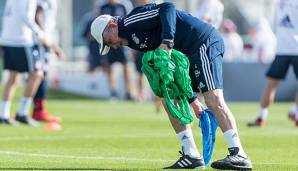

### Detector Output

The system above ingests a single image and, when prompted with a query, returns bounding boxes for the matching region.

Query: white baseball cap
[90,15,113,55]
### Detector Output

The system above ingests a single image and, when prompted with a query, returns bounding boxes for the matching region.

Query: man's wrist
[188,92,198,104]
[161,39,174,49]
[159,43,170,51]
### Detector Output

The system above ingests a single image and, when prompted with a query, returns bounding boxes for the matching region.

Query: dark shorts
[188,32,225,93]
[2,46,44,73]
[43,46,51,62]
[106,47,127,64]
[38,45,51,72]
[88,53,104,70]
[266,55,298,79]
[135,51,143,73]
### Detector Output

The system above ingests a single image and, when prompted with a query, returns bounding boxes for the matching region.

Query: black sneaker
[0,117,20,126]
[125,93,134,101]
[211,147,252,170]
[247,117,264,127]
[163,151,205,169]
[15,114,39,127]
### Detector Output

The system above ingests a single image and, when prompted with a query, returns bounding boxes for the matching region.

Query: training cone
[45,121,62,131]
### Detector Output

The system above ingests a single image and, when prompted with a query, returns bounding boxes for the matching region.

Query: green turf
[0,89,297,170]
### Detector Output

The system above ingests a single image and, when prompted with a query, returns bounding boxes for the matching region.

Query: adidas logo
[199,82,205,89]
[177,158,193,168]
[280,15,294,28]
[181,135,189,141]
[232,133,238,138]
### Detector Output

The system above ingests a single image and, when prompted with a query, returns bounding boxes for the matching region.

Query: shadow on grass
[0,168,161,171]
[47,88,102,101]
[0,86,101,101]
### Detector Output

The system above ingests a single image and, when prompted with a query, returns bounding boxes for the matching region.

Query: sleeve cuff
[188,92,197,104]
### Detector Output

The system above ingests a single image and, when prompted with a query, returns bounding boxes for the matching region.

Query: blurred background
[0,1,297,170]
[0,0,295,102]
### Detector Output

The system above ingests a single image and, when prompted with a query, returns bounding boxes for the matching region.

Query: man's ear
[109,19,117,28]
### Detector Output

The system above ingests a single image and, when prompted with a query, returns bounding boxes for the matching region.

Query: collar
[117,17,129,40]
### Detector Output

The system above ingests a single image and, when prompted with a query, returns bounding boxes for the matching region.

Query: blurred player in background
[100,0,133,100]
[248,0,298,127]
[194,0,224,29]
[221,19,244,62]
[0,0,48,126]
[91,2,252,170]
[32,0,63,122]
[252,17,277,64]
[135,0,153,6]
[133,0,162,111]
[133,50,146,101]
[193,0,224,103]
[81,1,104,73]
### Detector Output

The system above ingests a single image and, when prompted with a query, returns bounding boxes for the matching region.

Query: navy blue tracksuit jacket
[118,2,225,93]
[117,2,216,57]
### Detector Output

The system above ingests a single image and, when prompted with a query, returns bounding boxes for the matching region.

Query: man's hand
[39,31,50,47]
[190,99,205,118]
[159,39,174,55]
[159,43,172,55]
[40,32,64,59]
[51,44,64,59]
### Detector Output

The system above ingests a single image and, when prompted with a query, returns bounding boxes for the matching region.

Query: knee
[205,94,224,112]
[7,77,18,86]
[36,71,44,79]
[7,72,19,85]
[30,71,44,80]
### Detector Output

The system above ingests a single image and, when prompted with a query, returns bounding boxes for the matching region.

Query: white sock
[0,101,11,119]
[289,104,298,120]
[177,129,201,159]
[295,105,298,121]
[258,108,268,120]
[223,129,247,158]
[17,97,32,116]
[290,104,297,113]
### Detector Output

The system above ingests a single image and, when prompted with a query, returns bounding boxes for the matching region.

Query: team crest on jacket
[131,33,140,44]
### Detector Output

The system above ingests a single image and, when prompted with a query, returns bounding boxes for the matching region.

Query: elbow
[161,2,176,10]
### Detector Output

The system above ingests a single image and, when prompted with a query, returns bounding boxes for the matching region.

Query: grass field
[0,89,298,170]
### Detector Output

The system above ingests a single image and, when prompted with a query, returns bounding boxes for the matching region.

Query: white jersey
[0,0,42,47]
[254,17,277,63]
[222,32,244,62]
[274,0,298,55]
[37,0,58,45]
[194,0,224,29]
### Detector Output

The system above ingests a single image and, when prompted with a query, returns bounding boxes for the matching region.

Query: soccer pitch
[0,91,297,170]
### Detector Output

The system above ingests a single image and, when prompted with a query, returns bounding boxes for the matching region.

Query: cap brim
[99,38,110,55]
[100,45,110,55]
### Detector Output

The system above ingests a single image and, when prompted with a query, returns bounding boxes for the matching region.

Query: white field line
[0,133,173,141]
[0,150,173,162]
[0,150,298,167]
[255,162,298,167]
[1,130,298,142]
